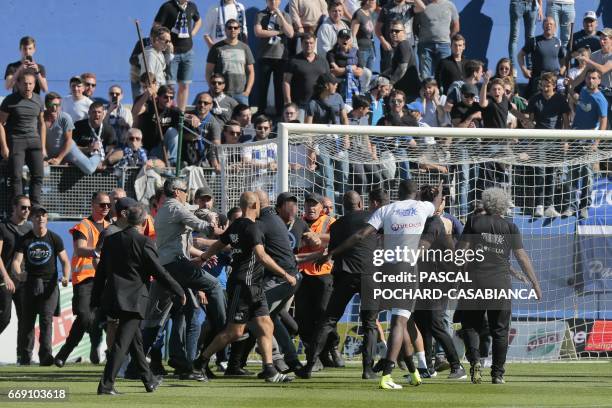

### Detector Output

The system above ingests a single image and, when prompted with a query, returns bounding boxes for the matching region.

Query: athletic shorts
[227,281,269,324]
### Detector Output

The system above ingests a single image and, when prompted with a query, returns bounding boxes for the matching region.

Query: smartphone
[25,56,33,63]
[112,95,119,104]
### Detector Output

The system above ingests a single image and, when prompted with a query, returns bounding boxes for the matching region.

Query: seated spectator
[133,84,181,166]
[132,73,159,110]
[317,0,351,56]
[62,76,93,122]
[327,29,367,104]
[351,0,377,72]
[450,83,482,128]
[105,84,133,145]
[206,19,255,105]
[231,103,255,141]
[419,77,451,130]
[183,91,221,167]
[435,33,466,95]
[105,128,160,169]
[203,0,248,47]
[81,72,107,104]
[208,73,238,125]
[383,19,420,100]
[73,102,117,160]
[444,59,484,111]
[140,26,173,90]
[4,36,48,94]
[282,102,299,123]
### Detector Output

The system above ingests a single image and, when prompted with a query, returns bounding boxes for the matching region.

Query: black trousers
[413,308,460,368]
[256,58,285,117]
[57,278,102,361]
[8,137,44,205]
[461,308,511,377]
[20,280,58,362]
[294,273,339,354]
[0,279,32,362]
[307,271,378,367]
[101,312,153,389]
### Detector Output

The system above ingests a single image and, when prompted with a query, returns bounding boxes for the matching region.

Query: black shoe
[434,356,451,372]
[150,363,168,376]
[144,376,163,392]
[17,358,31,366]
[274,359,290,374]
[362,366,377,380]
[54,357,65,368]
[90,348,100,365]
[40,357,54,367]
[283,360,304,374]
[97,382,121,395]
[372,359,383,373]
[492,375,505,384]
[204,365,216,379]
[330,348,345,368]
[319,352,335,368]
[178,371,208,382]
[294,365,312,379]
[224,367,254,376]
[417,367,434,378]
[448,365,467,379]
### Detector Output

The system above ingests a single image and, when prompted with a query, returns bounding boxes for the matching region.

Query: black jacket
[92,226,184,319]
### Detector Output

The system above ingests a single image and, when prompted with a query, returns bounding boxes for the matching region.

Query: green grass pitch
[1,362,611,407]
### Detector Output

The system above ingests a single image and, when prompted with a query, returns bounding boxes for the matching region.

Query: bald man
[296,191,379,380]
[195,192,296,383]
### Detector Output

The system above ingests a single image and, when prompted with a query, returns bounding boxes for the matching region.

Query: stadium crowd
[0,0,605,395]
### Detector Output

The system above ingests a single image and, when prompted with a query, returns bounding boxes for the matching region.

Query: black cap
[276,192,298,207]
[30,204,48,214]
[461,83,479,96]
[195,186,214,199]
[69,76,83,85]
[115,197,138,214]
[337,29,351,39]
[304,192,324,204]
[317,73,340,85]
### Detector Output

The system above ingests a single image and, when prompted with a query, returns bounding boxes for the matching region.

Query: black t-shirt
[482,96,510,129]
[220,217,265,287]
[571,31,601,54]
[435,56,464,94]
[450,101,482,126]
[459,214,523,277]
[154,1,200,54]
[329,210,377,275]
[286,52,331,106]
[73,119,117,149]
[0,221,32,277]
[287,217,309,254]
[16,230,64,281]
[257,207,298,278]
[419,216,455,281]
[0,92,44,139]
[390,40,419,98]
[526,92,570,129]
[4,61,47,94]
[137,101,181,151]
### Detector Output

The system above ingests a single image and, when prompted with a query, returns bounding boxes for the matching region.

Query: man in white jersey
[320,179,443,390]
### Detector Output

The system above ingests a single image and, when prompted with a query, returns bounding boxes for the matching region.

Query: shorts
[168,49,194,84]
[227,282,269,324]
[391,308,412,319]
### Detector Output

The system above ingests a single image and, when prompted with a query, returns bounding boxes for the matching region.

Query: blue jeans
[546,1,576,47]
[418,42,451,80]
[168,50,195,84]
[150,128,179,166]
[509,0,538,69]
[229,93,249,105]
[358,48,375,72]
[65,144,102,175]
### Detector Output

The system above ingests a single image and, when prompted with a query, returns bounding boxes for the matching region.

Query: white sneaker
[579,208,590,219]
[561,209,574,217]
[534,205,544,217]
[543,206,561,218]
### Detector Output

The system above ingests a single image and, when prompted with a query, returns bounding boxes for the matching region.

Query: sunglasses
[228,131,241,136]
[109,92,121,96]
[162,94,174,100]
[226,26,240,31]
[47,102,61,108]
[129,137,142,141]
[85,82,97,88]
[98,203,112,209]
[212,81,225,85]
[20,205,31,211]
[463,94,475,99]
[390,29,404,33]
[198,100,213,105]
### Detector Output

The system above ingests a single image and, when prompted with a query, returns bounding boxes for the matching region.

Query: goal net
[217,123,612,361]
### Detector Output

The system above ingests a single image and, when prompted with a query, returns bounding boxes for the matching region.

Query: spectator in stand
[128,29,155,101]
[366,75,391,126]
[284,33,331,121]
[570,11,601,55]
[206,19,255,105]
[508,0,543,72]
[0,71,45,205]
[4,36,48,95]
[415,0,460,80]
[445,59,484,111]
[105,128,157,169]
[183,92,221,167]
[140,26,173,91]
[282,102,299,123]
[81,73,106,104]
[351,0,378,72]
[287,0,327,48]
[578,27,612,128]
[133,85,181,166]
[203,0,248,47]
[154,0,202,112]
[63,76,93,123]
[383,19,420,100]
[435,33,466,95]
[254,0,294,118]
[208,73,238,125]
[493,58,514,83]
[569,68,608,218]
[546,0,575,48]
[524,72,570,218]
[44,93,105,175]
[242,115,278,196]
[518,17,566,98]
[231,104,255,141]
[105,85,133,145]
[72,102,117,172]
[317,1,352,56]
[216,120,243,172]
[376,0,425,73]
[328,29,366,104]
[132,73,158,109]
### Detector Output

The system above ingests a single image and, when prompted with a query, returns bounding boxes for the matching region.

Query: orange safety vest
[69,218,109,284]
[143,215,156,240]
[299,214,335,276]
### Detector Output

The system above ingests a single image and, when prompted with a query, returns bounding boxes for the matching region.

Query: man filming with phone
[4,36,48,94]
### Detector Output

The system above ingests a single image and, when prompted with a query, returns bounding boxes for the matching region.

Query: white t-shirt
[368,199,435,258]
[62,95,93,122]
[242,142,277,175]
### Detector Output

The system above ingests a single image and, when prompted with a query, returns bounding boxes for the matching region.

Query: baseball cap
[304,192,324,204]
[30,204,48,215]
[461,82,479,96]
[276,192,298,207]
[337,29,351,39]
[115,197,138,214]
[194,186,213,199]
[317,73,340,85]
[584,11,597,21]
[406,100,424,114]
[370,75,391,90]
